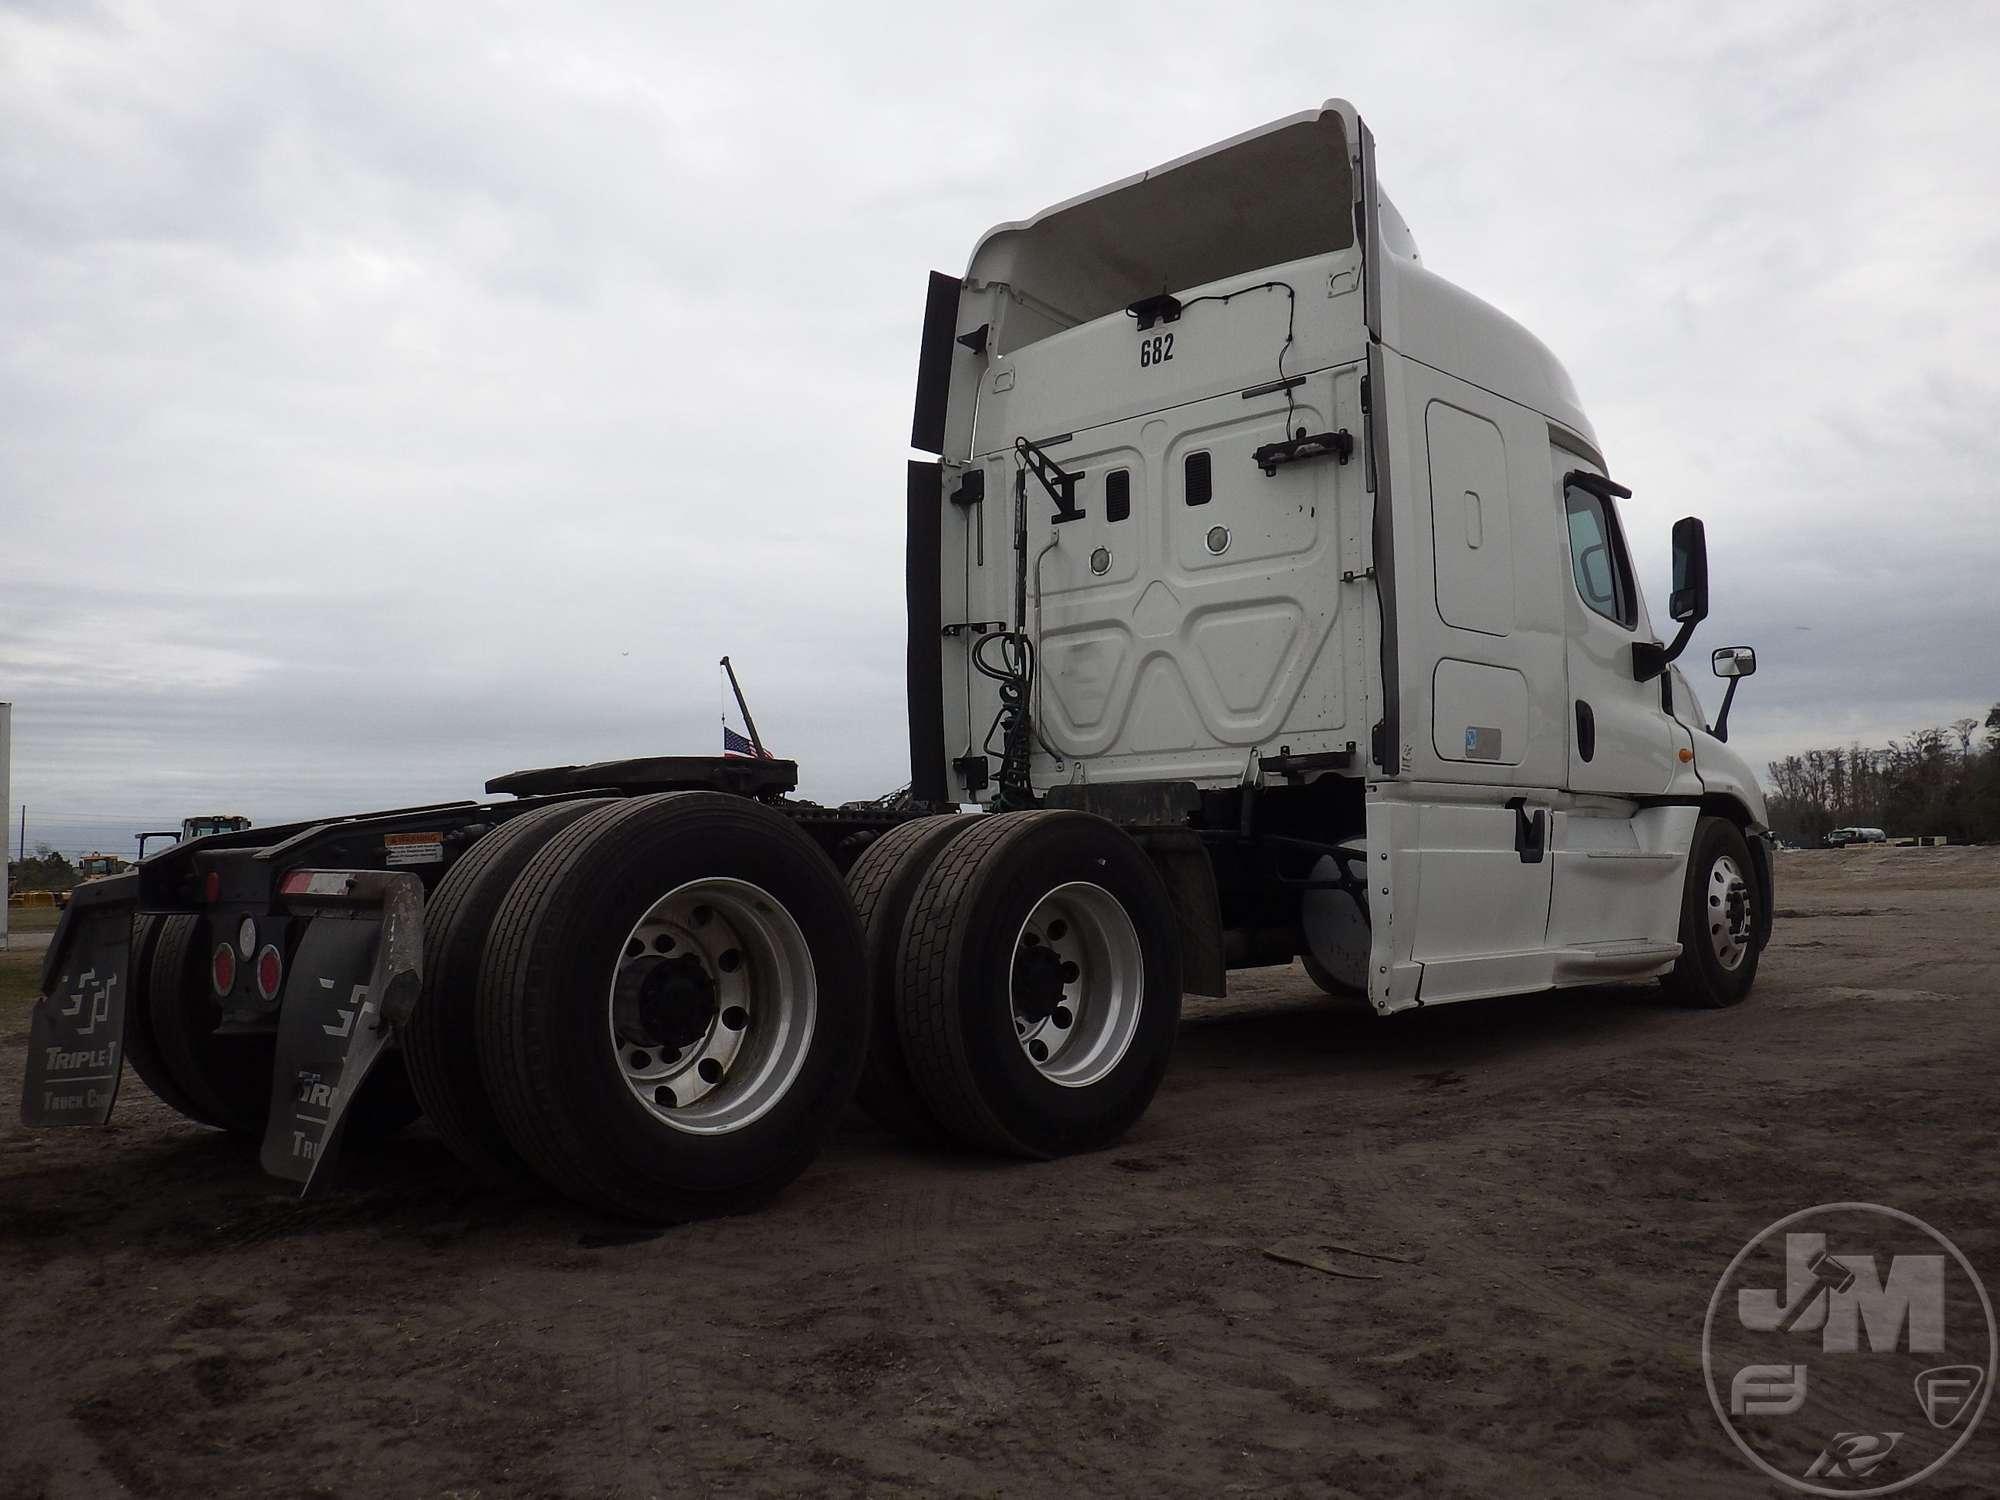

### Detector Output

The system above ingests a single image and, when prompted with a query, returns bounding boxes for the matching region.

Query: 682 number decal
[1138,332,1174,368]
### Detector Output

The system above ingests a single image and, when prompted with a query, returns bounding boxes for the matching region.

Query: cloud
[2,0,1997,840]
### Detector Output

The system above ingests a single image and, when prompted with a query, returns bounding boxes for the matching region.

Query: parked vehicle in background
[136,813,253,860]
[54,852,134,909]
[1824,827,1887,848]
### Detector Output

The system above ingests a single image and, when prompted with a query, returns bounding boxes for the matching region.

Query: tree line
[1765,705,2000,846]
[7,847,78,892]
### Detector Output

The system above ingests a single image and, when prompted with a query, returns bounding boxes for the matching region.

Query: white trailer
[21,102,1772,1223]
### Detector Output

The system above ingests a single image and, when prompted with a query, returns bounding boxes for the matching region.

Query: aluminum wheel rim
[1010,881,1144,1089]
[606,877,816,1135]
[1706,853,1753,971]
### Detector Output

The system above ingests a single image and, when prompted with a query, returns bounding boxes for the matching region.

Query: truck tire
[478,792,869,1222]
[121,913,229,1128]
[1663,815,1762,1008]
[147,913,421,1143]
[896,810,1182,1158]
[402,798,611,1186]
[843,813,981,1145]
[148,913,275,1135]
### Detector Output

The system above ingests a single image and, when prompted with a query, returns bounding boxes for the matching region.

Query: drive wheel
[844,813,981,1145]
[121,913,228,1127]
[147,913,421,1142]
[402,798,611,1186]
[1663,815,1762,1008]
[478,793,868,1222]
[896,810,1181,1158]
[148,914,277,1135]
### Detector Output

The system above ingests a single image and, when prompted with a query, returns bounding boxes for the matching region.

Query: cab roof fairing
[961,101,1365,358]
[952,96,1598,459]
[1375,247,1599,456]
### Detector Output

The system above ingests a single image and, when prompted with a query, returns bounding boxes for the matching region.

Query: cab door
[1556,458,1677,794]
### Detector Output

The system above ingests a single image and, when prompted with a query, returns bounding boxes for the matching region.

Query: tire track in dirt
[895,1176,1083,1489]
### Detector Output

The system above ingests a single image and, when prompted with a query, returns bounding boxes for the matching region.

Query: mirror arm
[1711,675,1741,742]
[1633,616,1698,682]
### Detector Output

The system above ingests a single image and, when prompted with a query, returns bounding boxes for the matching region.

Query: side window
[1563,482,1636,628]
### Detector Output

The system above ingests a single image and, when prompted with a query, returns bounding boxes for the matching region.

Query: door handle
[1575,700,1597,763]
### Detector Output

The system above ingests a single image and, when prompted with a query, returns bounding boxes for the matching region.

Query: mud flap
[257,870,424,1196]
[20,875,139,1127]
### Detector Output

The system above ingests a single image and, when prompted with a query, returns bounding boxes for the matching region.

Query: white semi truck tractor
[22,100,1770,1223]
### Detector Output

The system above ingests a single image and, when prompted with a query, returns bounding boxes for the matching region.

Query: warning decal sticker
[382,832,444,867]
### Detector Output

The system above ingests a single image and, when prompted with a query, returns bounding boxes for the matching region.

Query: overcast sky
[4,0,1998,853]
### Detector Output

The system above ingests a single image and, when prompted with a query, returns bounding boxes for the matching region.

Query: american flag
[724,726,772,760]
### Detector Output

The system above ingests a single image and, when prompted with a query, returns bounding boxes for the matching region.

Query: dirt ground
[2,846,1996,1499]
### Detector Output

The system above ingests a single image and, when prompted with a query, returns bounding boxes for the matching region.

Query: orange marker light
[1678,747,1695,763]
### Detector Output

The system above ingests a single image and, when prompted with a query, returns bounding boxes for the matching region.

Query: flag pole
[719,656,766,758]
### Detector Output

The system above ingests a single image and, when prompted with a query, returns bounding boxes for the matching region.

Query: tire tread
[402,798,609,1185]
[844,814,979,1144]
[895,811,1077,1156]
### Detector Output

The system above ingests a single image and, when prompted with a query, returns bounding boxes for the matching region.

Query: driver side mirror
[1634,515,1711,682]
[1670,517,1709,624]
[1712,645,1756,679]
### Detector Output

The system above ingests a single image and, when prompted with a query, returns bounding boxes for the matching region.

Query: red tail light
[212,944,237,996]
[254,944,283,1001]
[204,872,221,904]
